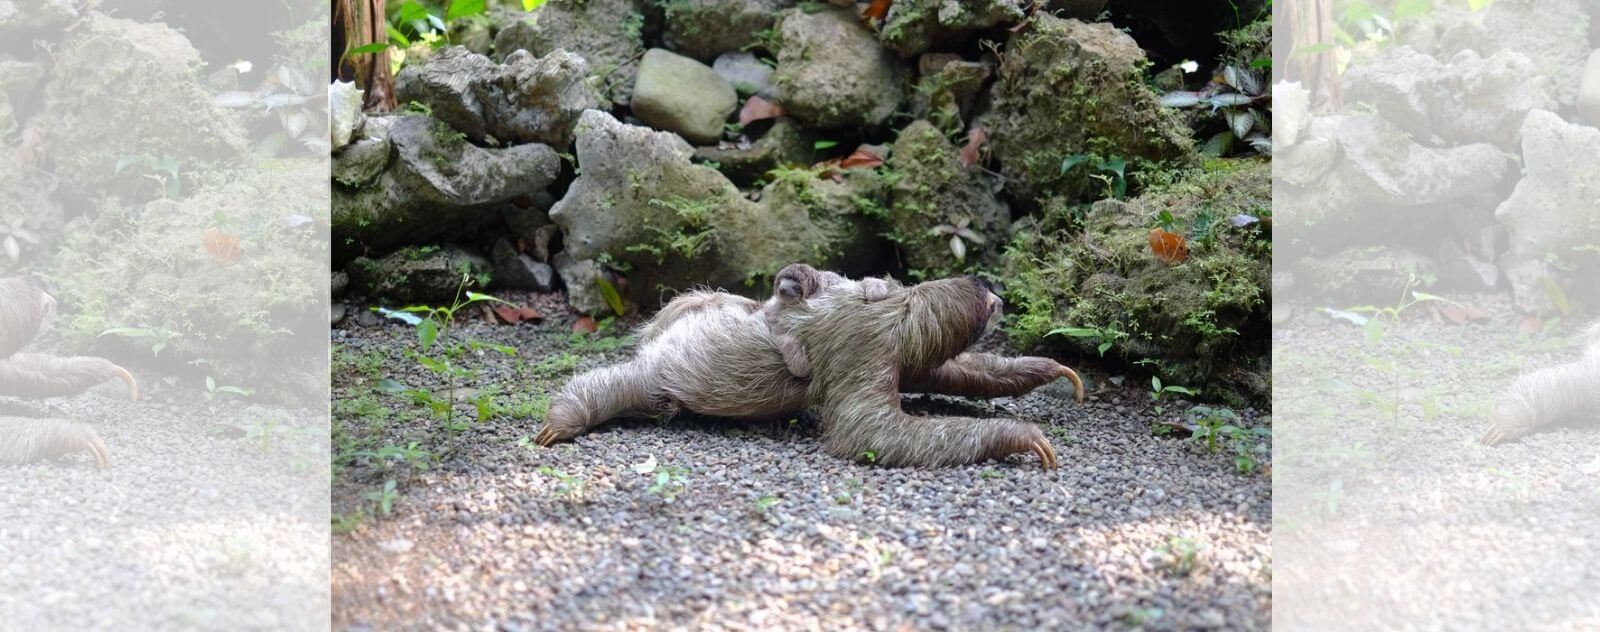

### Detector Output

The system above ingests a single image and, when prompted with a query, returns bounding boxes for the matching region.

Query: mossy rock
[346,245,494,304]
[987,15,1194,204]
[491,0,649,106]
[887,120,1009,279]
[1001,159,1270,405]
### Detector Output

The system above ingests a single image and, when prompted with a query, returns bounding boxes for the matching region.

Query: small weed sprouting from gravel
[532,352,581,378]
[374,274,517,429]
[1149,376,1197,418]
[1188,406,1270,475]
[979,468,1005,480]
[331,511,364,536]
[1157,535,1205,577]
[365,480,400,518]
[536,466,587,502]
[647,466,691,502]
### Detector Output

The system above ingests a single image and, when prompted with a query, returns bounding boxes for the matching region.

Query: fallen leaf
[1436,303,1488,325]
[493,305,544,325]
[1147,228,1188,265]
[738,96,785,126]
[839,147,884,169]
[959,127,987,167]
[1519,317,1542,334]
[202,227,242,265]
[862,0,892,21]
[571,316,598,334]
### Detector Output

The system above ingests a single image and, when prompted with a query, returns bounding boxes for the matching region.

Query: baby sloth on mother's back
[535,264,1083,468]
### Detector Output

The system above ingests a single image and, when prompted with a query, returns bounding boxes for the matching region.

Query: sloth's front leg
[0,353,140,401]
[537,359,665,446]
[1,417,111,468]
[902,353,1083,402]
[819,386,1058,469]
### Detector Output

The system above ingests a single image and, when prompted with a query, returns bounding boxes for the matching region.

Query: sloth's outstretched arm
[818,381,1057,469]
[1481,354,1600,446]
[536,359,664,446]
[0,353,140,401]
[902,353,1084,401]
[0,417,110,468]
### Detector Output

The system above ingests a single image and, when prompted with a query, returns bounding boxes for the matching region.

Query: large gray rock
[659,0,789,61]
[887,120,1009,277]
[330,81,366,150]
[1495,110,1600,267]
[1342,46,1555,146]
[396,46,598,147]
[492,238,558,291]
[492,0,648,106]
[36,13,248,196]
[554,252,620,315]
[346,245,493,304]
[550,110,882,308]
[988,16,1193,202]
[332,114,561,262]
[879,0,1026,57]
[631,49,738,145]
[1436,0,1590,105]
[772,6,907,129]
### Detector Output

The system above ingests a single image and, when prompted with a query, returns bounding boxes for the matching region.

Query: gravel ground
[1274,294,1600,629]
[331,291,1271,630]
[0,368,329,629]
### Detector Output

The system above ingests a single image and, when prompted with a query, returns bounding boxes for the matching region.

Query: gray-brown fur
[1481,320,1600,445]
[538,265,1083,469]
[0,278,137,468]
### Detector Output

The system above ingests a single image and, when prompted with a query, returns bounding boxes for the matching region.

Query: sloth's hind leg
[1481,354,1600,445]
[1,417,110,468]
[537,360,663,446]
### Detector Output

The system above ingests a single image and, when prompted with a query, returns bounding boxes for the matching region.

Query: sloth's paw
[47,422,111,469]
[534,420,587,447]
[1479,422,1531,446]
[995,423,1056,470]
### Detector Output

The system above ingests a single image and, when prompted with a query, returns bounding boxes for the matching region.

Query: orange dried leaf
[1147,228,1188,265]
[738,96,785,126]
[571,316,598,334]
[518,306,543,322]
[202,227,242,265]
[1519,317,1542,334]
[863,0,892,21]
[839,148,884,169]
[959,127,987,167]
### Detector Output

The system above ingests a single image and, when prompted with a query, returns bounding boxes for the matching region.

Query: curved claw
[111,365,139,402]
[1058,365,1085,403]
[86,433,111,469]
[534,426,557,447]
[1480,425,1516,447]
[1030,438,1058,470]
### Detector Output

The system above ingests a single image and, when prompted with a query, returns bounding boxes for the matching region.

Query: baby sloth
[537,264,1084,469]
[0,277,140,468]
[1480,320,1600,446]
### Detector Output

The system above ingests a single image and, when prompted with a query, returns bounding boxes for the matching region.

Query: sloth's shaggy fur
[1481,321,1600,445]
[0,278,137,468]
[539,265,1082,468]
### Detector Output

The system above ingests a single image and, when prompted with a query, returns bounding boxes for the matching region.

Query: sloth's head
[771,264,1002,374]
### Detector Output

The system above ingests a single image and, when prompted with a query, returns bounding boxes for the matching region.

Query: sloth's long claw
[535,427,554,447]
[87,434,111,469]
[1031,438,1057,470]
[111,365,139,402]
[1058,366,1085,403]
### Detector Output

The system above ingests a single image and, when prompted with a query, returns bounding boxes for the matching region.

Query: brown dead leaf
[202,227,242,265]
[839,148,884,169]
[493,305,545,325]
[1147,228,1188,265]
[571,316,598,334]
[738,96,785,126]
[1519,316,1542,334]
[959,127,987,167]
[1436,303,1488,325]
[862,0,892,21]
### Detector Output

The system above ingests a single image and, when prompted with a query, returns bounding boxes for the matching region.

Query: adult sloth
[536,264,1082,468]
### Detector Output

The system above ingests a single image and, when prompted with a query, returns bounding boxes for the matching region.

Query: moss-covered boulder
[987,16,1194,203]
[1002,160,1271,404]
[332,114,561,263]
[346,245,493,304]
[491,0,648,106]
[909,55,991,136]
[772,6,908,129]
[658,0,789,61]
[550,110,883,311]
[51,159,326,397]
[879,0,1025,57]
[887,120,1009,279]
[36,12,248,198]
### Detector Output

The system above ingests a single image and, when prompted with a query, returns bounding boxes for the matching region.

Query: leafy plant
[1150,376,1196,417]
[374,274,514,429]
[1321,274,1463,427]
[1048,324,1129,357]
[204,376,251,401]
[364,479,400,517]
[929,217,987,263]
[1060,154,1129,199]
[536,466,586,501]
[1161,64,1270,157]
[634,455,690,502]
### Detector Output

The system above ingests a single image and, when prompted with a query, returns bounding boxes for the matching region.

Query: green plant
[978,468,1004,480]
[332,511,365,535]
[374,274,514,429]
[365,479,400,517]
[1060,154,1128,199]
[928,217,988,263]
[536,466,586,501]
[1161,64,1269,157]
[634,455,690,502]
[1321,274,1462,427]
[1149,376,1196,417]
[204,376,251,401]
[1160,536,1204,576]
[1048,324,1129,357]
